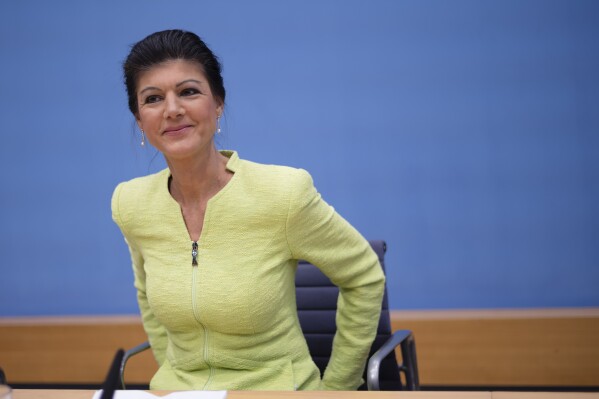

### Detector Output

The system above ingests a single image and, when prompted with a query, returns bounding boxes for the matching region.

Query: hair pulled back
[123,29,225,115]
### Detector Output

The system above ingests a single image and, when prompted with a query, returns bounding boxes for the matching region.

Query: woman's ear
[215,97,224,116]
[135,115,142,131]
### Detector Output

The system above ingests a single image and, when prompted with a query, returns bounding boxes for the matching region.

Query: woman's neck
[166,146,229,207]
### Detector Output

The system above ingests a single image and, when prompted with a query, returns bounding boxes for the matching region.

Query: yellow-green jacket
[111,151,385,390]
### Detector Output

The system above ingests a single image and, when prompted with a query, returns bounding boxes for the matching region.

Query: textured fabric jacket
[111,151,385,391]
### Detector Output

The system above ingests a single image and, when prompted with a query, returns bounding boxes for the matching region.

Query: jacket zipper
[192,242,198,265]
[191,240,214,389]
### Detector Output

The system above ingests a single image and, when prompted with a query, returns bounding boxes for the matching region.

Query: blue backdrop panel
[0,0,598,316]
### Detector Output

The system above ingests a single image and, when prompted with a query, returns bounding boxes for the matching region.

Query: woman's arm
[285,170,386,390]
[112,183,168,366]
[125,238,168,366]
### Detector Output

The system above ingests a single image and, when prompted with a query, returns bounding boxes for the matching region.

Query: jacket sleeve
[111,183,168,366]
[285,170,386,390]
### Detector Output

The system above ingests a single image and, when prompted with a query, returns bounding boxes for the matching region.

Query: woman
[112,29,385,391]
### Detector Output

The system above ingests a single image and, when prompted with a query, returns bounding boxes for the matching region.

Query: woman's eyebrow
[139,86,159,95]
[176,79,203,87]
[139,79,203,95]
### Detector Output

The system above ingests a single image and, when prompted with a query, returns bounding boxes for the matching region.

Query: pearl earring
[140,130,146,146]
[216,116,222,134]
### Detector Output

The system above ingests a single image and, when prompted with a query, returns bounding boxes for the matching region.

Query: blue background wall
[1,0,598,316]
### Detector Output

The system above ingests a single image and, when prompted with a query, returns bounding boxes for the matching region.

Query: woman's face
[135,59,223,162]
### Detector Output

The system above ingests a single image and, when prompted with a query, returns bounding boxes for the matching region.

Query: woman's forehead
[137,59,207,86]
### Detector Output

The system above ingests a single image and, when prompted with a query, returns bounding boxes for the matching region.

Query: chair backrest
[295,240,402,390]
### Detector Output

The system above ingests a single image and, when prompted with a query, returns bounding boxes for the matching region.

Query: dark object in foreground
[101,349,125,399]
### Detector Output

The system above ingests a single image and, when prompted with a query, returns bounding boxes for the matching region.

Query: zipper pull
[192,241,198,266]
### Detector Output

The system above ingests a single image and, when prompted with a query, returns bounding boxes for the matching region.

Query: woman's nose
[164,93,184,118]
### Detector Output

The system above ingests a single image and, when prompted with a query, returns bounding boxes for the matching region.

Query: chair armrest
[367,330,419,391]
[120,341,151,389]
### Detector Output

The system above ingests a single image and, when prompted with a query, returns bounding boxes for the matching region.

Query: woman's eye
[181,88,200,96]
[144,95,162,104]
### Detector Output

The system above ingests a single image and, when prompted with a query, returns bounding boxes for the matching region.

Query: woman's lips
[163,125,191,135]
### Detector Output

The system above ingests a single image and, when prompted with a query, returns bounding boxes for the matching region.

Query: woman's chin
[159,140,214,162]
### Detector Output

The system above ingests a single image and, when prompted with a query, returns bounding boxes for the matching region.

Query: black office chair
[120,240,419,391]
[296,240,418,390]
